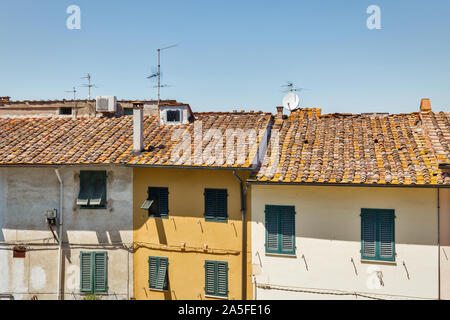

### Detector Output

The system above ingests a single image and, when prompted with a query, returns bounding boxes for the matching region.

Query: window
[204,188,228,222]
[166,110,181,122]
[77,171,107,209]
[205,260,228,298]
[148,257,169,291]
[361,209,395,262]
[80,252,107,293]
[123,108,133,116]
[145,187,169,217]
[265,205,295,255]
[59,107,72,115]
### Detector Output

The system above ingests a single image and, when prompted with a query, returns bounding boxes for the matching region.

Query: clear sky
[0,0,449,114]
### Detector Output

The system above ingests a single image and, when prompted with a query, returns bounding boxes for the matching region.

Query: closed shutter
[280,209,295,254]
[362,213,377,258]
[149,257,158,289]
[265,211,279,252]
[80,252,92,292]
[158,188,169,217]
[216,190,228,221]
[204,189,216,220]
[205,261,216,295]
[155,258,168,290]
[379,213,394,260]
[217,262,228,297]
[94,252,107,292]
[77,172,91,206]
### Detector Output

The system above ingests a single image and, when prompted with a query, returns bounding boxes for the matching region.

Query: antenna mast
[81,73,98,100]
[147,44,177,105]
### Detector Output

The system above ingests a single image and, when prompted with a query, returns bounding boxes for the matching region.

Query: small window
[204,188,228,222]
[146,187,169,218]
[265,205,295,255]
[77,171,107,209]
[80,252,107,293]
[361,209,395,262]
[166,110,181,122]
[205,260,228,298]
[148,257,169,291]
[59,107,72,115]
[124,108,134,116]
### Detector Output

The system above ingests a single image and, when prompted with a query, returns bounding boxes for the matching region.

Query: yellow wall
[133,167,252,300]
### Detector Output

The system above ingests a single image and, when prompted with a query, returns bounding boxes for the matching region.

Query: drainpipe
[233,170,247,300]
[55,169,64,300]
[438,188,441,300]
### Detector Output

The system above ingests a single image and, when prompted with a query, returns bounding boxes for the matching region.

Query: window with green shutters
[80,252,107,293]
[148,257,169,291]
[361,208,395,262]
[265,205,295,255]
[204,188,228,222]
[204,260,228,298]
[147,187,169,218]
[77,171,107,209]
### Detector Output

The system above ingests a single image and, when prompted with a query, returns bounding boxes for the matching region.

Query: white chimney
[133,101,144,153]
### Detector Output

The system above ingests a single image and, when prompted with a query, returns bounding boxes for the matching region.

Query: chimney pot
[420,98,431,112]
[276,106,284,119]
[132,101,144,153]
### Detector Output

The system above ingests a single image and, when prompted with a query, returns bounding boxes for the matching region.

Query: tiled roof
[420,111,450,165]
[254,108,450,185]
[0,112,271,168]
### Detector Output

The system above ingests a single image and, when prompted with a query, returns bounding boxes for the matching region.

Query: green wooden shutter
[80,252,93,292]
[217,262,228,297]
[204,189,216,220]
[90,172,106,207]
[361,212,377,259]
[379,213,395,260]
[280,209,295,254]
[155,258,168,290]
[149,257,158,289]
[158,188,169,217]
[216,190,228,221]
[205,261,216,295]
[93,252,107,292]
[77,172,91,206]
[265,210,279,253]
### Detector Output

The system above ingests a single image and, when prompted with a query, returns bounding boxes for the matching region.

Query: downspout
[438,188,441,300]
[55,169,64,300]
[233,170,247,300]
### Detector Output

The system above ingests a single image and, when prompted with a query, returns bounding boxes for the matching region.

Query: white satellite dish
[282,92,300,111]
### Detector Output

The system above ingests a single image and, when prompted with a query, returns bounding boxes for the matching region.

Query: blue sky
[0,0,449,114]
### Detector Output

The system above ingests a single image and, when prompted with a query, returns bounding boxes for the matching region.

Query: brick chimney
[276,106,284,119]
[420,98,431,112]
[132,101,144,153]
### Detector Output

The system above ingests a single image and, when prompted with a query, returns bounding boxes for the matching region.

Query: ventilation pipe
[133,101,144,153]
[233,170,247,300]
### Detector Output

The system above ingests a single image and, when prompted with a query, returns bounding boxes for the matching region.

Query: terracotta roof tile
[254,108,450,185]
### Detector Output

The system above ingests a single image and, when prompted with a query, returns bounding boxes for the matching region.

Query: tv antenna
[147,44,178,104]
[65,87,77,100]
[281,81,303,93]
[81,73,98,100]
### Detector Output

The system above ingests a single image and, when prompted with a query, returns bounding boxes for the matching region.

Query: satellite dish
[282,92,300,111]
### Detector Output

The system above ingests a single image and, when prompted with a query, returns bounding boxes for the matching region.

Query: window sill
[361,259,396,266]
[204,219,228,223]
[205,294,228,300]
[265,252,297,258]
[149,288,169,292]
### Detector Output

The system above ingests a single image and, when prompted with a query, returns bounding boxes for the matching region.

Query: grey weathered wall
[0,166,133,300]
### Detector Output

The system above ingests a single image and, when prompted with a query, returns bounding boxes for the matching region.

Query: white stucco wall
[251,185,439,300]
[0,166,133,300]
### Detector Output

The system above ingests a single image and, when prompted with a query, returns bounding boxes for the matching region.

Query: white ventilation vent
[95,96,117,112]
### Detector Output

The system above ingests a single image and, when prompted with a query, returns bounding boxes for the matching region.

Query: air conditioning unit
[95,96,117,112]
